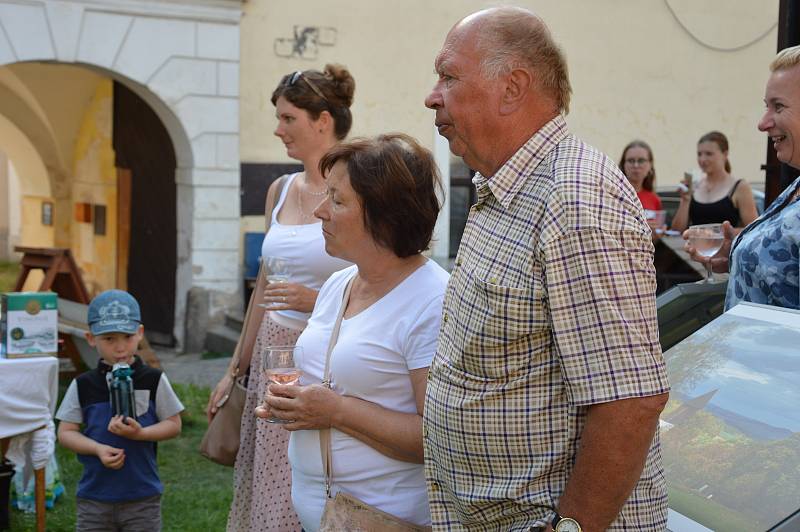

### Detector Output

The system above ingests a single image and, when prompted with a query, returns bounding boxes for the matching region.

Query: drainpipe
[764,0,800,207]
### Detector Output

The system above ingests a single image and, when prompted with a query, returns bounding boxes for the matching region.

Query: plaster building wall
[6,63,105,179]
[240,0,778,191]
[70,79,117,295]
[0,152,8,260]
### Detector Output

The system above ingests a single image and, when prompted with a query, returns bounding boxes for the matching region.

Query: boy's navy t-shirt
[56,355,184,502]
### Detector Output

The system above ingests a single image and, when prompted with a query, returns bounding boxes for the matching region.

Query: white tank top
[261,173,351,329]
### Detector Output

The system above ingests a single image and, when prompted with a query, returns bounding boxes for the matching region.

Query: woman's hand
[678,183,692,204]
[206,373,233,423]
[683,220,736,273]
[264,383,342,430]
[262,282,319,313]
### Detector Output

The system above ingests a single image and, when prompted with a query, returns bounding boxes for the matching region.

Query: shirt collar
[473,115,568,209]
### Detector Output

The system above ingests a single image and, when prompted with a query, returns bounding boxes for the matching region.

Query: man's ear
[499,67,533,115]
[85,331,96,347]
[135,324,145,342]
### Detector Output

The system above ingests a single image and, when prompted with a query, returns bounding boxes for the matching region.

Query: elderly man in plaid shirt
[423,7,670,532]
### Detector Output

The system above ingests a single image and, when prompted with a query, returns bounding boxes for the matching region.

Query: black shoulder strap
[728,179,743,198]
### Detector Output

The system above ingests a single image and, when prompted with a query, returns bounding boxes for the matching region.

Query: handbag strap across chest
[320,274,355,498]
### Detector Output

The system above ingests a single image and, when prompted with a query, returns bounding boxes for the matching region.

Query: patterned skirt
[226,313,303,532]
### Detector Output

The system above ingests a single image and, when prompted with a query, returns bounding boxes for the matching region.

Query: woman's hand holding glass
[258,256,317,312]
[262,281,318,313]
[644,209,667,241]
[683,221,737,275]
[256,382,342,430]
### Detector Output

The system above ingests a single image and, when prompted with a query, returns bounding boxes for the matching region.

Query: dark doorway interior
[112,82,177,345]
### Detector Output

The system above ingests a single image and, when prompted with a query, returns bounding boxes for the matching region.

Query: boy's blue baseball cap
[87,289,142,336]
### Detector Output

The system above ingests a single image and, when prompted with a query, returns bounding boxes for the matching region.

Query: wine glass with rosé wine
[685,223,724,283]
[262,345,303,424]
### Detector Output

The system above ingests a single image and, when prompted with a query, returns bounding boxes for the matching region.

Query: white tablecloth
[0,356,59,439]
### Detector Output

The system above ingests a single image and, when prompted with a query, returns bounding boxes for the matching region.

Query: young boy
[56,289,183,531]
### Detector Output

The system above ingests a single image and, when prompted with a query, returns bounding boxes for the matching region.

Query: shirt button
[443,313,448,323]
[455,259,462,266]
[489,276,498,284]
[474,205,482,212]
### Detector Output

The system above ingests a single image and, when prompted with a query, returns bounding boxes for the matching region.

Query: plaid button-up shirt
[424,116,670,531]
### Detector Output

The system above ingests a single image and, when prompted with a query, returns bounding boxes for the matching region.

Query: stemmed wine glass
[257,256,290,309]
[685,223,724,283]
[261,345,303,424]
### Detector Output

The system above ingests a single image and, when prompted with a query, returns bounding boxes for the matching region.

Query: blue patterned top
[726,176,800,310]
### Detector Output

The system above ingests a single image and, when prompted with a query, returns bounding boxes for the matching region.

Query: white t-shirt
[261,173,351,328]
[288,260,449,531]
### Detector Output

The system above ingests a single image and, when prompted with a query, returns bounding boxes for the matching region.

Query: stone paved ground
[154,348,231,389]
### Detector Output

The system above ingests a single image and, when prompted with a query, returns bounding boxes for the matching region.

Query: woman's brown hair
[271,64,355,139]
[619,139,656,191]
[319,134,443,258]
[698,131,731,173]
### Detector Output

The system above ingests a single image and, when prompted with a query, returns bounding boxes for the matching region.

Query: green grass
[201,350,231,360]
[668,484,759,531]
[10,383,233,531]
[0,260,20,293]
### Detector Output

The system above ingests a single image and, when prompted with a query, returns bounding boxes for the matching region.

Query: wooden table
[0,356,59,532]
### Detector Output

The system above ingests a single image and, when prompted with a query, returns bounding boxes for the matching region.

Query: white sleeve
[55,380,83,424]
[155,374,185,421]
[402,294,445,371]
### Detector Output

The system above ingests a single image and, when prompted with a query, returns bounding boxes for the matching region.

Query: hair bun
[324,63,355,108]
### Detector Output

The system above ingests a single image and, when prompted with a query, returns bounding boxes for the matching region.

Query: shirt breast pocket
[471,277,536,341]
[455,276,542,378]
[134,389,151,418]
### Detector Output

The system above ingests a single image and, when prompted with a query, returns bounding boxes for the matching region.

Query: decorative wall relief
[274,26,337,59]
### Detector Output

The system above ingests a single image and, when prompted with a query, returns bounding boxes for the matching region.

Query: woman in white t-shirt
[208,65,355,532]
[257,134,449,530]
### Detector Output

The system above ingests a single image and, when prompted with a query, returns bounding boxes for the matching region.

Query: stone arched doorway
[0,0,242,347]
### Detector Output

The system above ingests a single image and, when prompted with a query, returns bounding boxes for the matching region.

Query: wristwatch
[551,512,582,532]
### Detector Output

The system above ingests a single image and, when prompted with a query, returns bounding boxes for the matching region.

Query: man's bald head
[449,6,571,114]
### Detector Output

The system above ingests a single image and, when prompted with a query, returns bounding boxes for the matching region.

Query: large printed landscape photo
[662,304,800,531]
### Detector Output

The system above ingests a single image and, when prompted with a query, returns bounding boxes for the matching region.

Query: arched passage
[0,113,53,261]
[0,0,243,347]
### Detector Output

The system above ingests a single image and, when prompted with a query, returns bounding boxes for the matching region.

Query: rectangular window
[93,205,106,235]
[41,201,53,226]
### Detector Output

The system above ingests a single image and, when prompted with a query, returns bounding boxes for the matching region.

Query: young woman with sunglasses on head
[207,64,356,532]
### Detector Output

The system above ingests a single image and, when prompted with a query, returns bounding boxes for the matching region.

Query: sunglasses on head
[286,70,328,102]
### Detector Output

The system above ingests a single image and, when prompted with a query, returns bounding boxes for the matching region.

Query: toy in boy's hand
[110,363,137,422]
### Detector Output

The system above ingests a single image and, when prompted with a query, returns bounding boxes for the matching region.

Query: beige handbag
[200,175,288,466]
[199,260,264,466]
[318,277,431,532]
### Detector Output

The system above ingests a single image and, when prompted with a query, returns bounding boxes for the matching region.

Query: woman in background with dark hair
[619,139,661,211]
[258,134,448,530]
[208,64,355,532]
[671,131,758,232]
[619,140,666,238]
